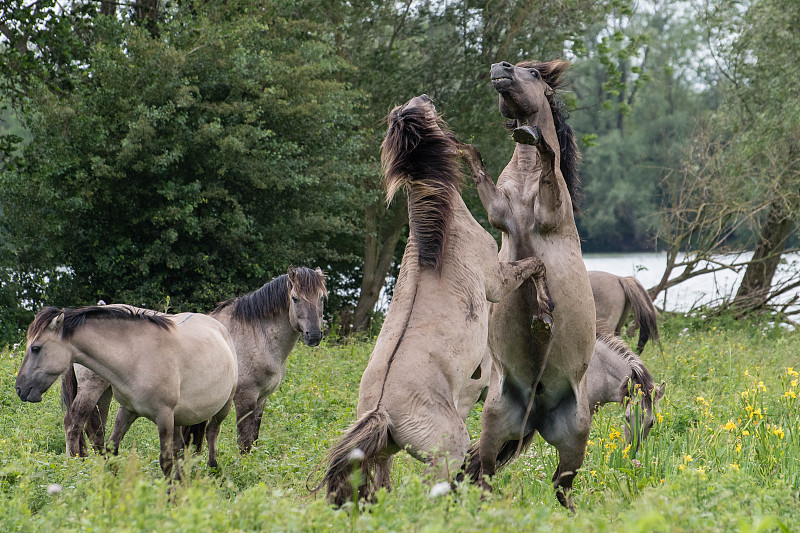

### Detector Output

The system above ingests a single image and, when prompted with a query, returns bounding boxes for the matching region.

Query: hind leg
[85,386,112,453]
[472,372,534,488]
[64,383,110,458]
[207,396,234,468]
[374,455,394,493]
[537,386,591,513]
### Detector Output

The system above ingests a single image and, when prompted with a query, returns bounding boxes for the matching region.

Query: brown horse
[589,271,660,354]
[60,267,326,457]
[459,59,595,511]
[318,95,554,506]
[17,305,237,477]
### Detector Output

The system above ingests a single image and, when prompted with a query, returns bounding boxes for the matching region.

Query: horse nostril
[500,61,512,68]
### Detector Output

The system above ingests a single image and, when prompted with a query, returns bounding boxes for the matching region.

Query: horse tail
[181,423,206,452]
[619,276,659,354]
[316,407,391,507]
[61,364,87,457]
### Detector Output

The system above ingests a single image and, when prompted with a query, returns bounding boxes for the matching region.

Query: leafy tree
[0,2,366,340]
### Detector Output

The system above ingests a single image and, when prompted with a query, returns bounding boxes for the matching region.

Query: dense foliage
[0,315,798,530]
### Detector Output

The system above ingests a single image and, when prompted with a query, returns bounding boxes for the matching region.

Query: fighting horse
[459,59,595,511]
[319,95,553,506]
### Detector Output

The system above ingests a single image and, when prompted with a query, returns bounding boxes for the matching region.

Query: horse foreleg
[234,389,260,454]
[106,406,138,456]
[455,141,514,234]
[156,408,177,479]
[206,396,234,468]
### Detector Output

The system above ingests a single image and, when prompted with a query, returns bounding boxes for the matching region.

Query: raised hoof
[556,490,576,514]
[512,125,541,146]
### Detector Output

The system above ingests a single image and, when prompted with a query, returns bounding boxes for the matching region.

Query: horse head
[624,380,666,447]
[286,266,327,347]
[16,309,73,402]
[490,60,567,123]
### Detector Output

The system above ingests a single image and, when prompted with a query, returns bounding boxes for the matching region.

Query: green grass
[1,314,798,531]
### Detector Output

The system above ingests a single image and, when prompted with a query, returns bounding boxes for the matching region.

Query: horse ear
[655,381,666,401]
[315,267,325,278]
[287,265,297,288]
[49,312,65,332]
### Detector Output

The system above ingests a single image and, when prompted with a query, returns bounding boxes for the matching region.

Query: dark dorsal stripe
[28,305,173,341]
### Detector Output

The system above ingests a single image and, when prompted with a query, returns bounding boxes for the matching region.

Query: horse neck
[587,343,635,407]
[222,306,301,365]
[68,324,138,387]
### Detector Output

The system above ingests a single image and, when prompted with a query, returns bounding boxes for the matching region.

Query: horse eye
[530,69,539,78]
[291,296,299,303]
[30,345,41,354]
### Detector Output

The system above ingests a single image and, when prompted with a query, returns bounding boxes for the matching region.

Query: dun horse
[459,59,595,511]
[16,305,237,477]
[587,334,666,449]
[319,95,554,506]
[589,271,660,354]
[61,266,326,457]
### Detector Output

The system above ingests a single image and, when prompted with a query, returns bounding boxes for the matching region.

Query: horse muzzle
[490,62,514,91]
[304,331,323,347]
[15,384,43,403]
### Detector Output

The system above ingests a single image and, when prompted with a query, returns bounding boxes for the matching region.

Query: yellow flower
[729,463,740,471]
[684,454,693,463]
[784,391,797,399]
[678,464,686,471]
[774,427,785,439]
[622,444,631,459]
[736,443,742,453]
[758,381,767,392]
[792,380,798,387]
[788,367,799,377]
[590,470,597,477]
[656,413,663,424]
[743,430,750,436]
[723,420,737,431]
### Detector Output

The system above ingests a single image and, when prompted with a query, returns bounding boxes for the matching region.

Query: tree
[0,2,366,330]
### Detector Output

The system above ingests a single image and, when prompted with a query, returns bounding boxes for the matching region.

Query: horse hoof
[512,125,540,145]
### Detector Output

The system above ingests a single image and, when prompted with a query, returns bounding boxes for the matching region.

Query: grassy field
[0,313,798,532]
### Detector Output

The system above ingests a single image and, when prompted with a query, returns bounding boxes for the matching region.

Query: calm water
[583,251,800,313]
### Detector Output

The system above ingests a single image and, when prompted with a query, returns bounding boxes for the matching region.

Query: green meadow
[0,313,797,532]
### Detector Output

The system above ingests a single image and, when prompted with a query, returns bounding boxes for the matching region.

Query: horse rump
[618,277,659,353]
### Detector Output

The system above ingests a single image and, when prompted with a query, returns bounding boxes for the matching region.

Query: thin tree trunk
[733,204,795,310]
[350,200,408,332]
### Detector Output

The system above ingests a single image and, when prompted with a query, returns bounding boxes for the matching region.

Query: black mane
[213,267,327,322]
[381,103,463,273]
[509,59,582,212]
[28,305,173,341]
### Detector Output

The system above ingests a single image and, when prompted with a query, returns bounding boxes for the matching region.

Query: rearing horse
[460,59,595,511]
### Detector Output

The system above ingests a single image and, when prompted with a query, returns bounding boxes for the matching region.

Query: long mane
[381,103,463,272]
[596,332,655,406]
[28,305,173,341]
[512,59,582,212]
[213,267,327,322]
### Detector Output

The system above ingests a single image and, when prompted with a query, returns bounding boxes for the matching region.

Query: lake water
[583,251,800,313]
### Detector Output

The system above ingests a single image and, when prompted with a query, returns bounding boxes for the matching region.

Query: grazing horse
[16,305,237,478]
[587,334,666,449]
[319,95,554,506]
[589,271,660,354]
[459,59,595,511]
[61,266,326,457]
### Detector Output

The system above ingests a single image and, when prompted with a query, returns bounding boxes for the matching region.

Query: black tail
[619,277,659,354]
[316,408,391,507]
[181,423,207,452]
[61,365,87,457]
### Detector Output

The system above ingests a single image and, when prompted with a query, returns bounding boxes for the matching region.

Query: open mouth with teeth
[491,76,513,91]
